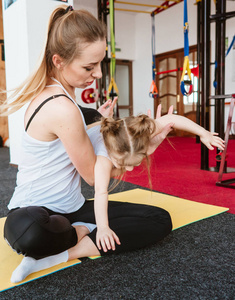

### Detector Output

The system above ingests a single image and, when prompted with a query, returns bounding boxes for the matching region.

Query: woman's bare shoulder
[25,88,83,141]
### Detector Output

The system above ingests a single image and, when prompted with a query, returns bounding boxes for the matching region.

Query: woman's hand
[147,104,174,155]
[200,131,225,151]
[98,97,118,118]
[96,226,121,252]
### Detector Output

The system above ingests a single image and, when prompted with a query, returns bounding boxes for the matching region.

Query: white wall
[3,0,29,164]
[2,0,73,164]
[132,13,153,115]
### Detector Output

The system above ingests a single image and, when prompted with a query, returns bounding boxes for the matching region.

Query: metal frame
[97,0,109,108]
[199,0,235,172]
[216,97,235,189]
[152,0,183,16]
[113,0,183,15]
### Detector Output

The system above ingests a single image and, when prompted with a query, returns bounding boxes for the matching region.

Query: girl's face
[59,39,106,89]
[110,153,144,172]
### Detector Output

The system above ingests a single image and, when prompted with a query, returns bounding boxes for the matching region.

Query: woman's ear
[52,54,64,70]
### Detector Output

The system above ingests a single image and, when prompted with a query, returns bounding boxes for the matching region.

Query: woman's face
[60,39,106,89]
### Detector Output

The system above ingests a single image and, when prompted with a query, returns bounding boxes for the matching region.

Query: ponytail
[100,117,122,136]
[126,114,156,139]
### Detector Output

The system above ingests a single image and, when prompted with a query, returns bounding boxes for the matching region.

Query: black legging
[4,200,172,259]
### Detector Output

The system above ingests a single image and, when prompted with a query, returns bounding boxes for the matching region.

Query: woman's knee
[151,206,173,237]
[4,206,77,259]
[139,204,172,237]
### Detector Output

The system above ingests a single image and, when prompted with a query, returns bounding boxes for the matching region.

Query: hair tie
[65,5,74,14]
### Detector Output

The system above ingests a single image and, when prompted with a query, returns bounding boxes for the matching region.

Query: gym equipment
[149,13,158,98]
[81,87,99,104]
[107,0,119,99]
[216,95,235,189]
[198,0,235,171]
[156,65,199,77]
[180,0,193,96]
[225,34,235,57]
[213,35,235,89]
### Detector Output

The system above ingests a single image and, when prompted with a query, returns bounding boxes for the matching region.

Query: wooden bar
[115,8,150,13]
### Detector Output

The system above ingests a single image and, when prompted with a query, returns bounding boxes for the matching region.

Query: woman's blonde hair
[101,114,156,188]
[0,5,106,115]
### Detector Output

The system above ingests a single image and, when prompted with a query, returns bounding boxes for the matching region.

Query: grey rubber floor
[0,147,234,300]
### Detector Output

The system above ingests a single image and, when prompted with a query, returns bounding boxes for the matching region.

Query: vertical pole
[196,0,202,143]
[214,0,226,170]
[109,0,118,117]
[201,0,210,170]
[219,0,226,138]
[97,0,108,107]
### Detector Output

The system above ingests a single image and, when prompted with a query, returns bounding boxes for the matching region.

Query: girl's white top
[8,79,109,213]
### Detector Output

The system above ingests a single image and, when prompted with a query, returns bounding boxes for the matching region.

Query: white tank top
[8,79,109,213]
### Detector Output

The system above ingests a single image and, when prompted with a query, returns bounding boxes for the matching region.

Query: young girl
[88,113,225,252]
[2,5,174,283]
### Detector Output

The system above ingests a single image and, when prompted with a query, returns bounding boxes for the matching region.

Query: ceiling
[75,0,183,15]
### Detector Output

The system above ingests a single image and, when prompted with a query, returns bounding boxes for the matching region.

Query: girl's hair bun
[100,117,122,135]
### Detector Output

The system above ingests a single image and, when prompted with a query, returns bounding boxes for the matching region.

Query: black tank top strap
[25,94,73,132]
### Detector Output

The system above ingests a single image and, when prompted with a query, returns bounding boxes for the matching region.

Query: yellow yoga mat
[0,188,228,292]
[108,189,229,230]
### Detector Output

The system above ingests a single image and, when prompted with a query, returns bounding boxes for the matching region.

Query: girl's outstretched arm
[94,156,121,252]
[147,104,174,155]
[154,114,225,151]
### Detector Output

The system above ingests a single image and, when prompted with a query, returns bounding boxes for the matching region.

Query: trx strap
[213,35,235,89]
[213,61,218,89]
[149,14,158,98]
[226,34,235,57]
[180,0,193,96]
[108,0,119,97]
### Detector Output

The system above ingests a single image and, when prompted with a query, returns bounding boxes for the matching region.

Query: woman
[1,5,174,283]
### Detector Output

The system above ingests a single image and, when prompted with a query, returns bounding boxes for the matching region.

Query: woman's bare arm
[51,97,97,186]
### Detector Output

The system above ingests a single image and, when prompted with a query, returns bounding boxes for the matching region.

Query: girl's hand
[147,104,174,155]
[98,97,118,118]
[147,104,174,119]
[200,131,225,151]
[147,123,174,155]
[96,227,121,252]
